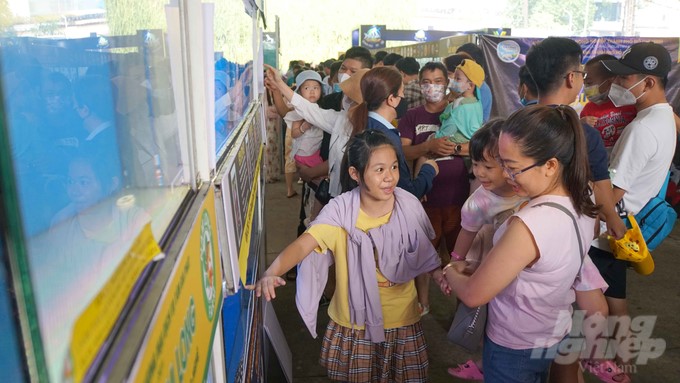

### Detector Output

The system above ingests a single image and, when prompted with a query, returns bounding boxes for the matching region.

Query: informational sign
[129,189,223,383]
[360,25,387,49]
[237,147,262,284]
[218,110,263,290]
[358,25,474,49]
[69,224,162,382]
[479,35,680,118]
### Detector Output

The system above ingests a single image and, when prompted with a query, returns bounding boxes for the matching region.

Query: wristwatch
[454,144,462,155]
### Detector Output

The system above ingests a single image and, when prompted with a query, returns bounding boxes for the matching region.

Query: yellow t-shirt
[306,209,420,329]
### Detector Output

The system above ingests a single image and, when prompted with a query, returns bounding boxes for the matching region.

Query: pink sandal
[581,359,631,383]
[447,359,484,381]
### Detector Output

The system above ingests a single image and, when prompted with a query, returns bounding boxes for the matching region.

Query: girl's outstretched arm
[245,233,319,301]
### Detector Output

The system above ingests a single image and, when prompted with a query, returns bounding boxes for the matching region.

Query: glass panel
[214,0,254,153]
[0,1,189,380]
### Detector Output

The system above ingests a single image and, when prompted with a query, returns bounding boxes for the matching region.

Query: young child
[445,119,528,381]
[285,70,325,170]
[580,54,637,155]
[435,59,485,145]
[247,130,442,382]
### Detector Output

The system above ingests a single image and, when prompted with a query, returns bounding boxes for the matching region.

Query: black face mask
[392,96,408,119]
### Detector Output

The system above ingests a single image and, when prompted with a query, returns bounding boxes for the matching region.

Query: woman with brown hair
[351,66,438,198]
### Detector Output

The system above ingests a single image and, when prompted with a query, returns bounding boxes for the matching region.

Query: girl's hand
[416,156,439,176]
[432,268,452,295]
[244,275,286,301]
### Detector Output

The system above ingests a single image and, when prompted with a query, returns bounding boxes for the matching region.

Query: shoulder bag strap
[533,202,586,271]
[657,171,671,199]
[619,171,671,215]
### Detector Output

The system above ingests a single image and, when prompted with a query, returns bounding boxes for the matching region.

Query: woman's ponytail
[349,101,369,137]
[556,105,598,218]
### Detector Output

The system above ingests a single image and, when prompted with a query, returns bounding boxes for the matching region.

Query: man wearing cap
[591,42,677,360]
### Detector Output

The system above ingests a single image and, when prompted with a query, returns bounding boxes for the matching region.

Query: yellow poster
[132,188,223,383]
[239,146,262,284]
[69,224,162,382]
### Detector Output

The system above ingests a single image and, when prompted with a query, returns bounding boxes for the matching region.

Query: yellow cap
[456,59,485,87]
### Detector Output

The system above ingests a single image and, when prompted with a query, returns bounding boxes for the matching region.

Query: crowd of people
[250,39,678,383]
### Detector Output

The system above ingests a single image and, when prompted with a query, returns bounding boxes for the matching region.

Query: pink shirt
[486,195,598,350]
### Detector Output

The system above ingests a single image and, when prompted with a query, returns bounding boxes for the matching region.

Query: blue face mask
[333,83,342,93]
[520,97,530,106]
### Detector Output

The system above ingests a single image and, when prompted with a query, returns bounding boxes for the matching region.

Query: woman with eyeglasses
[440,105,609,382]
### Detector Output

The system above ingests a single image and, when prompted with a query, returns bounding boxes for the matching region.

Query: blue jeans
[482,335,561,383]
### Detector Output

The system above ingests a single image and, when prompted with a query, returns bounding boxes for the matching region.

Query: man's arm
[401,137,457,160]
[593,180,627,240]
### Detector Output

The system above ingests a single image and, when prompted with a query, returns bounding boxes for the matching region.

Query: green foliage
[105,0,167,36]
[266,0,419,68]
[0,0,11,29]
[506,0,592,33]
[214,0,254,65]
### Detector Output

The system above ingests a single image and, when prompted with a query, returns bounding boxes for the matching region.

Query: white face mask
[338,72,350,84]
[608,77,648,107]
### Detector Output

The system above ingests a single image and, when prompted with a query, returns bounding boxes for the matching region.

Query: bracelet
[450,251,465,262]
[442,262,455,276]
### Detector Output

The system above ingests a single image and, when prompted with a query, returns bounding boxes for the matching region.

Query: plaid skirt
[319,320,428,382]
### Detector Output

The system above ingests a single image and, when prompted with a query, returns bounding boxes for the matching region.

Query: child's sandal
[447,359,484,381]
[580,359,631,383]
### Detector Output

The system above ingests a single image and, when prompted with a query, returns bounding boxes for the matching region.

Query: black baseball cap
[602,42,671,77]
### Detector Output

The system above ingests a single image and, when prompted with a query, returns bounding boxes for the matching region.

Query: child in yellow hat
[435,59,485,145]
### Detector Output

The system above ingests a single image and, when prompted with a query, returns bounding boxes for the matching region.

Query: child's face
[453,69,472,92]
[352,145,399,202]
[298,80,322,103]
[472,151,511,194]
[66,160,105,210]
[584,64,613,94]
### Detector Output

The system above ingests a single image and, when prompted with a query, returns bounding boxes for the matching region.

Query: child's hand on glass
[245,275,287,301]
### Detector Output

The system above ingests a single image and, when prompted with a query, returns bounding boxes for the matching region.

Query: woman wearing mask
[355,66,439,198]
[265,64,366,199]
[266,65,438,200]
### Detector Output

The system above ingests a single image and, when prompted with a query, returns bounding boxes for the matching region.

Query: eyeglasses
[501,161,543,182]
[565,70,588,81]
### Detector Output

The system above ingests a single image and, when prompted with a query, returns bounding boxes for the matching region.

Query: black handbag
[447,302,487,352]
[314,178,332,205]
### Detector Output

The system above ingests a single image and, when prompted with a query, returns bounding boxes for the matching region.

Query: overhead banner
[479,35,680,118]
[359,25,469,49]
